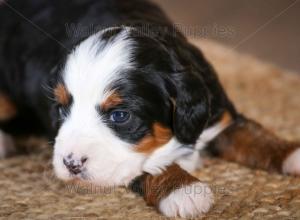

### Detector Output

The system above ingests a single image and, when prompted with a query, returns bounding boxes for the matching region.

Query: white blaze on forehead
[63,28,134,104]
[56,27,136,153]
[52,28,144,186]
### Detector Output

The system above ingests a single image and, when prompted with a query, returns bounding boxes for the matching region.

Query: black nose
[63,154,88,175]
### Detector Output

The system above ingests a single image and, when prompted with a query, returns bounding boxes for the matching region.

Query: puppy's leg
[0,93,17,158]
[0,130,16,159]
[0,93,17,121]
[208,115,300,175]
[130,164,213,218]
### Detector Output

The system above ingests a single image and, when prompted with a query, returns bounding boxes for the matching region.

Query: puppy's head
[52,27,210,186]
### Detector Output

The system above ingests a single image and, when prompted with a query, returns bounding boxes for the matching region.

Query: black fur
[0,0,236,146]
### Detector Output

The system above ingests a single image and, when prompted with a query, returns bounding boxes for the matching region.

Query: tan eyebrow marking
[54,83,70,105]
[101,92,123,111]
[135,123,173,154]
[0,93,17,121]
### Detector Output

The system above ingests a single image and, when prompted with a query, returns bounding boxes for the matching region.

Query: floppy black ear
[171,69,210,145]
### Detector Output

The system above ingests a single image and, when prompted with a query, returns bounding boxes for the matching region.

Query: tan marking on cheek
[101,92,122,111]
[0,94,17,121]
[220,111,232,127]
[135,123,172,154]
[54,84,70,105]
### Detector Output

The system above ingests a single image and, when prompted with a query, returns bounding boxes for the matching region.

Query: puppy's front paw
[159,181,214,218]
[0,131,15,159]
[130,164,213,218]
[283,148,300,176]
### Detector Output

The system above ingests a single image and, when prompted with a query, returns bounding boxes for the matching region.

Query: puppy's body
[0,0,299,218]
[0,0,234,136]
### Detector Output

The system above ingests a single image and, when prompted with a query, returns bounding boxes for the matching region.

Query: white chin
[85,159,145,187]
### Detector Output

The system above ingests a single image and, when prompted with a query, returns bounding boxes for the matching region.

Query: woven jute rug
[0,39,299,220]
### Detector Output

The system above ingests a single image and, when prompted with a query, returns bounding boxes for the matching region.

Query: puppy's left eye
[57,105,70,119]
[110,110,130,123]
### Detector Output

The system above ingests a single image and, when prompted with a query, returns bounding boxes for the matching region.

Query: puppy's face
[52,27,209,186]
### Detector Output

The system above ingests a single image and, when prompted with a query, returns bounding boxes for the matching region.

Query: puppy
[0,0,299,218]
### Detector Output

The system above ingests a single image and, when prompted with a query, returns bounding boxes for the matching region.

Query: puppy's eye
[58,106,69,119]
[110,110,130,123]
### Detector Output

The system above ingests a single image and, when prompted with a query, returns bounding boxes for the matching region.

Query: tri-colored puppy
[0,0,299,218]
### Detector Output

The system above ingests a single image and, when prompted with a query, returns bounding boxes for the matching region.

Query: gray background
[151,0,300,72]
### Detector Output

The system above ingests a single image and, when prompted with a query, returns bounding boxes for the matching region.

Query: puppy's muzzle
[63,153,88,175]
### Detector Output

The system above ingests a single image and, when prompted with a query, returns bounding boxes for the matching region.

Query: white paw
[283,148,300,175]
[159,182,214,218]
[0,130,15,159]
